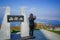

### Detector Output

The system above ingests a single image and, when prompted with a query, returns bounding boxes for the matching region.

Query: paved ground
[41,29,60,40]
[32,30,48,40]
[0,29,60,40]
[11,30,48,40]
[10,29,60,40]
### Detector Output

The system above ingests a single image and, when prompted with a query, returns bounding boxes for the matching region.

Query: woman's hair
[29,13,33,20]
[30,13,33,16]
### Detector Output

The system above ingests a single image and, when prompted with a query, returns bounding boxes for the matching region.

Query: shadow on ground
[10,30,48,40]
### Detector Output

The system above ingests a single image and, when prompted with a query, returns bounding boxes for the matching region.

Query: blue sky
[0,0,60,26]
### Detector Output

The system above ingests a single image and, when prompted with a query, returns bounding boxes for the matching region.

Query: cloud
[0,6,59,21]
[0,7,6,12]
[38,17,60,21]
[28,7,40,16]
[29,8,60,21]
[0,7,5,10]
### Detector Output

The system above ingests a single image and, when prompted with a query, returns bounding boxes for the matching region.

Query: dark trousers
[29,25,34,36]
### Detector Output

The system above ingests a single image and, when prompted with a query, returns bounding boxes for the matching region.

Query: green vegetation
[41,26,60,34]
[48,30,60,34]
[34,29,39,30]
[10,29,20,33]
[11,29,20,33]
[10,26,20,33]
[43,28,60,34]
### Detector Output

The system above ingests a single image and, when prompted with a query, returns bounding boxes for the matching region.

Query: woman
[29,13,36,38]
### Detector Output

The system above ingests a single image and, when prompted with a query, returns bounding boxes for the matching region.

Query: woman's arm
[33,16,36,20]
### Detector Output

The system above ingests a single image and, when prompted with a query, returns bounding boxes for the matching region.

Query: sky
[0,0,60,26]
